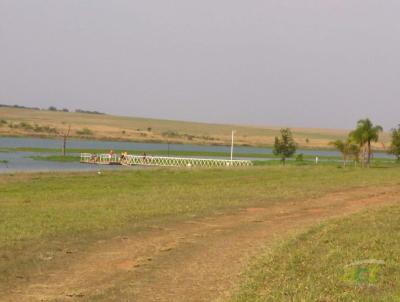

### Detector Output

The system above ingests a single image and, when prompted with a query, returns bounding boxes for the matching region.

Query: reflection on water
[0,137,394,173]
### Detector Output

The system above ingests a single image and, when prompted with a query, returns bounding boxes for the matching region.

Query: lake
[0,137,394,172]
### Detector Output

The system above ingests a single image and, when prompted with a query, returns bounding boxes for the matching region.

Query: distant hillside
[0,103,104,115]
[0,106,390,149]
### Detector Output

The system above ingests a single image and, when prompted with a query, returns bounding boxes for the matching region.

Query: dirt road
[4,185,400,301]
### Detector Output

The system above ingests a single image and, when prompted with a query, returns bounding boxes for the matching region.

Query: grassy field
[0,106,369,148]
[1,166,400,295]
[232,203,400,302]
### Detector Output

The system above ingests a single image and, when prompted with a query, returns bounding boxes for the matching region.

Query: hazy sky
[1,1,399,129]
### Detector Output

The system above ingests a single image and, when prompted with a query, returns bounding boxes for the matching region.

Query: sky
[0,0,399,130]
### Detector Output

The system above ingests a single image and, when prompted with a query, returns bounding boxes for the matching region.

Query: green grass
[232,204,400,302]
[1,166,400,244]
[1,166,400,293]
[0,160,8,164]
[252,157,398,167]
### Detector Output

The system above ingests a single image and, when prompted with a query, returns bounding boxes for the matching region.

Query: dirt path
[4,185,400,302]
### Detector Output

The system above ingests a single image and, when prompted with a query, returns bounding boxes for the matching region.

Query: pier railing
[80,153,252,168]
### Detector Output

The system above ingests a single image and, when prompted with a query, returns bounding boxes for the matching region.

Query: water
[0,137,394,172]
[0,151,137,173]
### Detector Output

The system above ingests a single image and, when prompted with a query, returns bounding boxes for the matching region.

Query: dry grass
[0,107,389,148]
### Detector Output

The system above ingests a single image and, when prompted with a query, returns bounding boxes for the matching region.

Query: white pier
[80,153,252,168]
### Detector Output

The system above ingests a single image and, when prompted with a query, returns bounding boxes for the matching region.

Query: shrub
[200,135,216,141]
[76,128,94,136]
[296,153,304,162]
[32,124,58,134]
[161,131,180,138]
[75,109,104,115]
[19,122,34,130]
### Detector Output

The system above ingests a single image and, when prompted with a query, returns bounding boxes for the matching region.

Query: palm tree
[350,119,383,167]
[330,139,347,166]
[348,143,361,166]
[388,125,400,162]
[330,138,360,167]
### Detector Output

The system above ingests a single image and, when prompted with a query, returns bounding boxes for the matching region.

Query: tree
[273,128,296,165]
[329,138,360,167]
[348,143,361,166]
[388,125,400,161]
[330,139,347,166]
[350,119,383,167]
[61,125,71,156]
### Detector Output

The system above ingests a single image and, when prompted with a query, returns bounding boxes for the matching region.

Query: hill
[0,107,389,148]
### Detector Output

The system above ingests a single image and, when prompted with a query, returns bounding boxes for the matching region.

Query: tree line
[273,118,400,166]
[0,104,104,115]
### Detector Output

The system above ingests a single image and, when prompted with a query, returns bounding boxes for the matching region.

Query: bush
[76,128,94,136]
[33,124,58,134]
[75,109,104,115]
[183,134,195,141]
[42,125,58,134]
[200,135,215,141]
[161,131,180,138]
[19,122,34,130]
[4,121,57,134]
